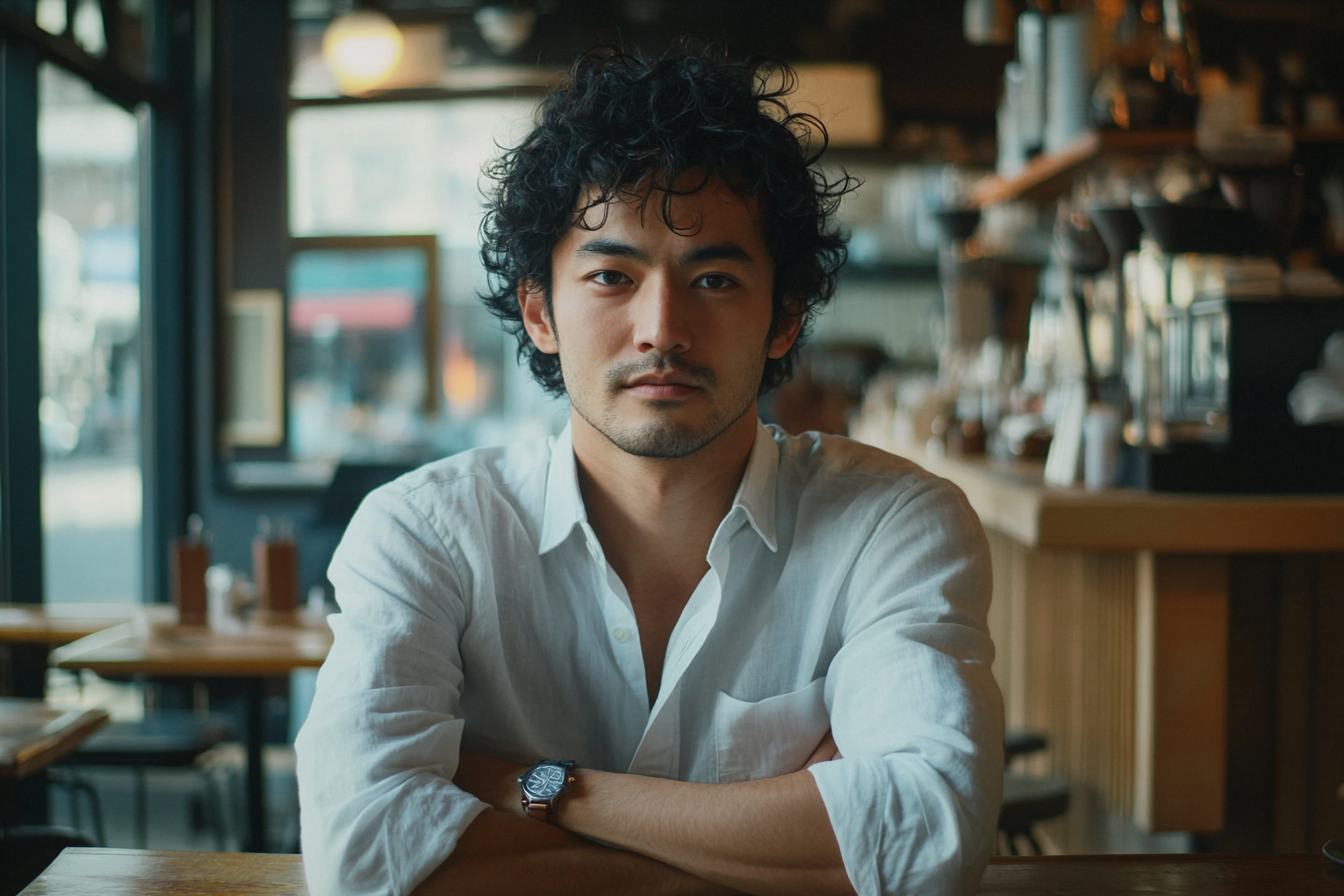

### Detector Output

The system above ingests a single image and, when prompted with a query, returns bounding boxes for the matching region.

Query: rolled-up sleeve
[296,483,489,896]
[807,478,1004,896]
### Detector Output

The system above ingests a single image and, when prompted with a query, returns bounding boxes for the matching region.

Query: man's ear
[518,281,558,354]
[767,303,804,360]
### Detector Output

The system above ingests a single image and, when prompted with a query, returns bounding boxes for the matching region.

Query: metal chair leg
[49,770,104,847]
[66,777,80,835]
[133,768,147,849]
[80,778,105,847]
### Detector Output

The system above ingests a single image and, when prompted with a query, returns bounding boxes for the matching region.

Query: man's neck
[570,408,758,585]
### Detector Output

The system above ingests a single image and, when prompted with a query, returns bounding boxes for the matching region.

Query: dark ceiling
[295,0,1344,140]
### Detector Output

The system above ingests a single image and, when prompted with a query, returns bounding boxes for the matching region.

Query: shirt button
[612,627,630,643]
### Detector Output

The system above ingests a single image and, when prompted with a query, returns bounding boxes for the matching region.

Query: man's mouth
[606,356,717,400]
[623,374,700,400]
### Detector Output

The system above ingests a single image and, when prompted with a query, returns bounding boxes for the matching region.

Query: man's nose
[631,275,691,355]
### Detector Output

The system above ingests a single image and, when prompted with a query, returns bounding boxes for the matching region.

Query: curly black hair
[478,46,857,397]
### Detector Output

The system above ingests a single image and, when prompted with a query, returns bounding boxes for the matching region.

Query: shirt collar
[536,419,780,556]
[539,423,586,555]
[731,419,780,552]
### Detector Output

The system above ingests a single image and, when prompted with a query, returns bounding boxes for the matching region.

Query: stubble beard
[570,353,762,459]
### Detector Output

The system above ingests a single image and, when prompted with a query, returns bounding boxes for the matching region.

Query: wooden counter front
[855,429,1344,854]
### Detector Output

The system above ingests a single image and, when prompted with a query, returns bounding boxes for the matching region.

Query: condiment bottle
[171,514,209,626]
[253,516,298,620]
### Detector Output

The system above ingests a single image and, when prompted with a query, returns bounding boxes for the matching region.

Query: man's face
[520,175,799,459]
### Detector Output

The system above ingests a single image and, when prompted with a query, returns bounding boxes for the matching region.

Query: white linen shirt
[296,421,1003,896]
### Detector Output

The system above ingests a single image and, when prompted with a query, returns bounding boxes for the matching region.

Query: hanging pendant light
[323,8,404,95]
[474,6,536,56]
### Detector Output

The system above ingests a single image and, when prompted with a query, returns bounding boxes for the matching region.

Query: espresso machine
[1121,208,1344,493]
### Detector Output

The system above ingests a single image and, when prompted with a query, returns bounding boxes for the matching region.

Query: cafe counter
[853,424,1344,854]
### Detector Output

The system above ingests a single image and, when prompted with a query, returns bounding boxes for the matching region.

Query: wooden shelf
[973,126,1344,208]
[971,130,1196,208]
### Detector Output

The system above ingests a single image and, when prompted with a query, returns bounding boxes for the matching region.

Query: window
[38,63,143,603]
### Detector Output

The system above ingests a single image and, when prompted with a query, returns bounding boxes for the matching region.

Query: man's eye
[693,274,736,289]
[590,271,629,287]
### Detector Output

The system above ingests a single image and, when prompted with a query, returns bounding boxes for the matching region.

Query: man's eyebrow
[681,242,756,264]
[574,239,651,262]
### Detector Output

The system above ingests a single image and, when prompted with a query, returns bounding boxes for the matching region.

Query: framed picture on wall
[285,234,439,464]
[222,288,286,448]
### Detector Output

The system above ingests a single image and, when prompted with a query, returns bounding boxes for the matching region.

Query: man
[297,48,1003,896]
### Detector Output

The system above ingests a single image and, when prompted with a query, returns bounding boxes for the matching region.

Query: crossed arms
[414,734,852,896]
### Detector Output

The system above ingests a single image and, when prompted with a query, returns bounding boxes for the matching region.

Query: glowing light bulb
[322,10,404,95]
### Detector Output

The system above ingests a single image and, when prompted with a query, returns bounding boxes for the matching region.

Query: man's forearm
[554,768,856,896]
[412,809,741,896]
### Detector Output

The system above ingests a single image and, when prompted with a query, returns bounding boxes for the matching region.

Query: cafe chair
[0,825,96,896]
[998,729,1071,856]
[55,710,233,849]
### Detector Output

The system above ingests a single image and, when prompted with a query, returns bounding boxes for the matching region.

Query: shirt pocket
[714,677,830,783]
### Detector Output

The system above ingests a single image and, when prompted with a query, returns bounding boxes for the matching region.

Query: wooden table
[50,619,332,679]
[0,604,172,647]
[19,849,307,895]
[17,849,1344,894]
[0,699,109,780]
[0,603,181,702]
[981,854,1344,894]
[51,619,332,853]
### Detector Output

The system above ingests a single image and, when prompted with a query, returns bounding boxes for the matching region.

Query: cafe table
[0,604,177,699]
[0,604,183,648]
[16,849,1344,895]
[0,698,110,832]
[49,616,332,853]
[0,699,110,781]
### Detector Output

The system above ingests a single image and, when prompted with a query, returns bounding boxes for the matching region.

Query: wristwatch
[518,759,576,823]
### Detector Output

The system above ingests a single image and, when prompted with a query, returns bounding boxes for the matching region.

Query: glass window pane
[38,63,143,604]
[36,0,68,36]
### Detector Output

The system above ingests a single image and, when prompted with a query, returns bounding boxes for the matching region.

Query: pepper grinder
[253,516,298,621]
[171,514,209,626]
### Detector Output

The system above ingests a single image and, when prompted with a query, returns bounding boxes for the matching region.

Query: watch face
[524,764,567,798]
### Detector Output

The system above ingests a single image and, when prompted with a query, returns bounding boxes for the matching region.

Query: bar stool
[998,729,1071,855]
